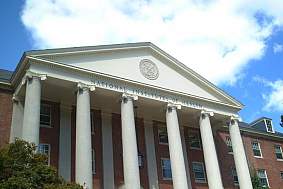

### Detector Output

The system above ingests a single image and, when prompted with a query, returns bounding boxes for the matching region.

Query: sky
[1,0,283,132]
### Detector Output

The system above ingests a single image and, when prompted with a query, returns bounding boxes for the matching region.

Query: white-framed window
[275,145,283,160]
[264,119,274,133]
[161,158,172,180]
[280,171,283,180]
[40,104,52,127]
[92,148,96,174]
[192,162,206,183]
[38,143,50,165]
[252,141,262,158]
[91,111,95,135]
[158,127,168,145]
[188,133,201,150]
[226,136,233,154]
[257,169,269,187]
[231,168,239,185]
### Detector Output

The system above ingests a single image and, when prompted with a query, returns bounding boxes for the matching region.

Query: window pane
[192,162,205,182]
[232,168,239,185]
[266,120,273,132]
[40,104,51,127]
[226,136,233,153]
[252,142,262,157]
[189,134,201,149]
[38,144,50,165]
[159,128,168,144]
[275,145,283,159]
[161,159,172,179]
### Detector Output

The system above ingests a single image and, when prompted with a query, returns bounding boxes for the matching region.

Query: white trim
[192,161,207,183]
[264,119,275,133]
[26,55,242,112]
[252,141,263,158]
[275,144,283,160]
[92,148,96,175]
[257,169,270,188]
[23,42,243,108]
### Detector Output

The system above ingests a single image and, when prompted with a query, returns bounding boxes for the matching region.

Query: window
[275,145,283,160]
[38,143,50,165]
[40,104,51,127]
[158,127,168,144]
[280,171,283,180]
[257,169,269,187]
[252,141,262,157]
[231,168,239,185]
[188,133,201,149]
[226,136,233,154]
[192,162,206,183]
[92,149,96,174]
[161,158,172,180]
[91,111,95,135]
[265,119,273,133]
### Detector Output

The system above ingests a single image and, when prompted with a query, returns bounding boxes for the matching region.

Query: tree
[0,139,82,189]
[251,170,269,189]
[280,115,283,127]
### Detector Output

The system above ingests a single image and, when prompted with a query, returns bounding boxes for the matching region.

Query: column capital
[200,109,214,118]
[12,94,20,103]
[122,93,138,101]
[22,71,47,85]
[167,102,181,110]
[229,115,240,124]
[77,82,95,92]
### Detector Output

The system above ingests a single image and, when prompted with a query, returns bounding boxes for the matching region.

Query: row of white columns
[17,75,253,189]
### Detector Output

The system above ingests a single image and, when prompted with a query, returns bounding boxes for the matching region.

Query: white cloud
[273,43,283,53]
[21,0,283,85]
[253,76,283,112]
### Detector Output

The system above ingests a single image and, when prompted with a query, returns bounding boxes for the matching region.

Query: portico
[9,42,253,189]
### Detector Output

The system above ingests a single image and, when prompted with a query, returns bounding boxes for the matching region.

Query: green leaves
[0,139,82,189]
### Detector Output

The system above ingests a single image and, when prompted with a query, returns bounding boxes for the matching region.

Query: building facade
[0,42,283,189]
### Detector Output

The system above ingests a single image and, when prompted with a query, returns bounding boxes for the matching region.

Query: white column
[180,127,193,189]
[229,118,253,189]
[59,104,72,181]
[121,93,140,189]
[102,112,115,189]
[22,74,45,145]
[75,83,94,189]
[144,120,159,189]
[199,111,223,189]
[10,96,24,143]
[166,104,188,189]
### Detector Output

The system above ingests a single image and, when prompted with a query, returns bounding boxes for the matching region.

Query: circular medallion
[139,59,159,80]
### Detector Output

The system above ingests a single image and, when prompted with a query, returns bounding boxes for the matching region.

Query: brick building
[0,42,283,189]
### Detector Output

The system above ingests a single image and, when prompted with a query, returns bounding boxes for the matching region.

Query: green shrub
[0,139,82,189]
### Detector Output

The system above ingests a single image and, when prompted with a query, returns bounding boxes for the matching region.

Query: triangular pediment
[26,42,243,109]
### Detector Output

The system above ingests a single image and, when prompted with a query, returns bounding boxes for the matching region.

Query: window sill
[195,180,207,184]
[162,178,172,181]
[254,156,263,159]
[277,159,283,161]
[190,147,202,151]
[40,125,53,128]
[159,142,169,145]
[228,152,234,155]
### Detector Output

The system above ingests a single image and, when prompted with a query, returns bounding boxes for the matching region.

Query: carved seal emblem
[139,59,159,80]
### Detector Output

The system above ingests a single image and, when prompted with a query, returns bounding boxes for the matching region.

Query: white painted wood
[102,112,115,189]
[144,120,159,189]
[10,99,24,143]
[59,104,72,181]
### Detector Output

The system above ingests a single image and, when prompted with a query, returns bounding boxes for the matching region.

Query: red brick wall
[112,113,149,189]
[215,131,239,189]
[39,101,60,169]
[71,108,103,188]
[0,90,13,148]
[185,127,209,189]
[242,133,283,188]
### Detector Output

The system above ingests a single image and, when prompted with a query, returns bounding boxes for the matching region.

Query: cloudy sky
[1,0,283,131]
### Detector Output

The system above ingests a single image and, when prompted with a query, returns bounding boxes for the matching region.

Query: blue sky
[1,0,283,132]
